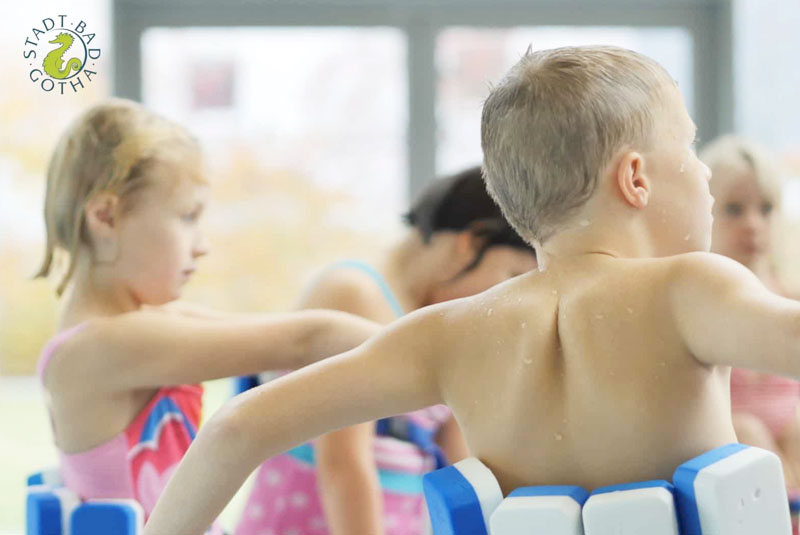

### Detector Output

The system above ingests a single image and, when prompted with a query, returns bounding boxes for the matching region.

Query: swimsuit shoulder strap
[329,259,405,318]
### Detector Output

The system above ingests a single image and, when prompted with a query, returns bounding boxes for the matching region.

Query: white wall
[733,0,800,153]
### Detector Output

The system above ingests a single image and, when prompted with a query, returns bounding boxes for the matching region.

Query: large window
[141,27,408,312]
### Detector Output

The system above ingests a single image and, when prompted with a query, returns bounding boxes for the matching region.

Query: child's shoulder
[45,311,161,375]
[661,251,756,286]
[300,262,391,315]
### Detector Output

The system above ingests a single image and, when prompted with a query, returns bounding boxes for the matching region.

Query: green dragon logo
[42,32,84,79]
[24,15,101,94]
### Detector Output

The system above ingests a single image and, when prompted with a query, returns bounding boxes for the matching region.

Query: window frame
[113,0,733,197]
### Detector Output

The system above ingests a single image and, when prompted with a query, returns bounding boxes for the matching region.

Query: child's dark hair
[405,166,534,272]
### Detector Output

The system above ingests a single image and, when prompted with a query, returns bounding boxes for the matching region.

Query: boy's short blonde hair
[700,135,783,204]
[36,98,205,295]
[481,45,675,244]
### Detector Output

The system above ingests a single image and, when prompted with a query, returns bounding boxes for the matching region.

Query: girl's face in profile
[710,169,774,268]
[114,169,210,305]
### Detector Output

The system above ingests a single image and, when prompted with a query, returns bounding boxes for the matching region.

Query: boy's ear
[84,192,121,262]
[616,151,650,209]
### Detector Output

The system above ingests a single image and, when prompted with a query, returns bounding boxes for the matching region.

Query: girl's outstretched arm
[50,309,379,393]
[143,305,448,535]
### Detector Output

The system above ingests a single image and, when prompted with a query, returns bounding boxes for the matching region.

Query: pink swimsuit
[38,323,222,533]
[235,405,452,535]
[730,368,800,438]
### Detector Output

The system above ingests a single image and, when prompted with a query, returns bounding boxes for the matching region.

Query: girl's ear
[84,192,121,262]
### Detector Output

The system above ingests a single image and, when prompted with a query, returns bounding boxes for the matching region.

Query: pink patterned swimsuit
[38,322,223,533]
[235,406,452,535]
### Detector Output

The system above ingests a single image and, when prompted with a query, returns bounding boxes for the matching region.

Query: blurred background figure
[702,136,800,533]
[235,166,535,535]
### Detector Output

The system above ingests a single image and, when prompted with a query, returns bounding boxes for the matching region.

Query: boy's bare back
[439,253,737,494]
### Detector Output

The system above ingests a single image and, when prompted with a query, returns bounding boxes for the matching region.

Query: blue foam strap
[424,465,488,535]
[71,502,143,535]
[26,490,63,535]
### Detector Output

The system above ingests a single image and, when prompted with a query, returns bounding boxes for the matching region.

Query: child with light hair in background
[145,46,800,534]
[701,136,800,516]
[34,98,378,531]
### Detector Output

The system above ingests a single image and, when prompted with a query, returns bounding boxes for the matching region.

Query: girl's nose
[194,233,210,258]
[742,208,767,233]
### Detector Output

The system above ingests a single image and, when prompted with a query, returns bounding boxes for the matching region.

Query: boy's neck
[538,214,657,264]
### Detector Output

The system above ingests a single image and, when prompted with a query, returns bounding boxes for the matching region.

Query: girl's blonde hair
[700,134,783,204]
[36,98,205,296]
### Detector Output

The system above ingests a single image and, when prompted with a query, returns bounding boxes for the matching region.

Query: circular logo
[24,16,101,94]
[42,28,87,80]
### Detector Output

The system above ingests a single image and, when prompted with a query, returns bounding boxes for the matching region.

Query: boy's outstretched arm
[143,305,448,535]
[670,252,800,376]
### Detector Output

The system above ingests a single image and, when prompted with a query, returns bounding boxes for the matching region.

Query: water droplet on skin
[659,361,667,367]
[554,432,563,441]
[562,418,568,424]
[523,358,533,365]
[684,233,691,241]
[551,290,558,295]
[487,308,493,316]
[579,219,590,227]
[595,314,604,320]
[517,297,522,303]
[521,322,527,329]
[626,307,634,314]
[680,163,686,173]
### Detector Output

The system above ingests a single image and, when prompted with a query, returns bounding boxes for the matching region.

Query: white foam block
[674,444,791,535]
[453,457,505,530]
[423,457,503,535]
[490,486,588,535]
[53,487,80,535]
[583,481,679,535]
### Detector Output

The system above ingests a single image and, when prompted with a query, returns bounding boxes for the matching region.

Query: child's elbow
[202,399,256,458]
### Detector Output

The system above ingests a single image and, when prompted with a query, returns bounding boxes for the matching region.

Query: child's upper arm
[669,252,800,376]
[141,305,448,535]
[57,309,370,392]
[223,304,448,465]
